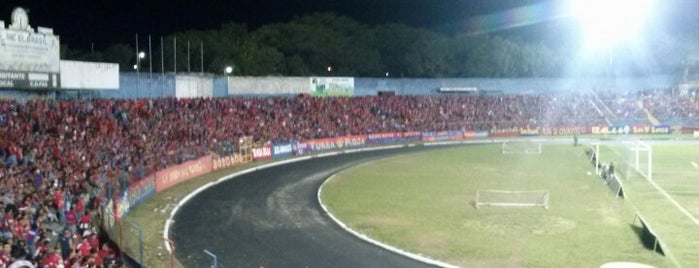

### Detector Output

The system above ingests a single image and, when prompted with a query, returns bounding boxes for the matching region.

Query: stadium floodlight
[224,66,233,75]
[569,0,655,49]
[138,51,146,59]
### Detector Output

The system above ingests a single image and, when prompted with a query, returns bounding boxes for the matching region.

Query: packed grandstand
[0,88,696,267]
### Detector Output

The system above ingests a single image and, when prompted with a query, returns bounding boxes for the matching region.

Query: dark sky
[0,0,696,50]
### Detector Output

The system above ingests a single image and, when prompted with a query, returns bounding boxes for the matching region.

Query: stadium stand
[0,90,693,267]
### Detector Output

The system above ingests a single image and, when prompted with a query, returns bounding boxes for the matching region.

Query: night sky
[0,0,696,50]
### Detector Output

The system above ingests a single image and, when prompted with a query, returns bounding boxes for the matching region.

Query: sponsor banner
[631,125,672,134]
[309,77,354,97]
[155,155,213,192]
[463,131,490,139]
[421,131,463,142]
[519,127,540,136]
[366,132,421,144]
[212,153,244,171]
[541,126,589,136]
[272,143,294,158]
[116,175,156,221]
[252,146,272,160]
[293,142,310,155]
[0,71,60,89]
[489,128,520,137]
[306,135,367,152]
[590,125,631,135]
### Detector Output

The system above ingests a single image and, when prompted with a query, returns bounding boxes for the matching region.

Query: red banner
[155,155,213,192]
[540,126,589,136]
[212,153,244,171]
[489,128,519,137]
[252,146,272,160]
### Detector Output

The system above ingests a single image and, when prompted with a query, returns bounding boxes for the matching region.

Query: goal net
[475,190,549,209]
[619,140,652,181]
[501,140,542,155]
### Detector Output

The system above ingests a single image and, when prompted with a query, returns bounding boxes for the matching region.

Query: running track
[169,146,453,267]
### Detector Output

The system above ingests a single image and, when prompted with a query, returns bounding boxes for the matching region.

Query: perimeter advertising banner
[366,132,421,144]
[309,77,354,97]
[541,126,589,136]
[591,125,631,135]
[155,155,213,192]
[212,153,244,171]
[631,125,672,134]
[0,8,61,89]
[115,175,156,221]
[421,131,463,142]
[306,135,366,152]
[272,143,294,158]
[252,146,272,160]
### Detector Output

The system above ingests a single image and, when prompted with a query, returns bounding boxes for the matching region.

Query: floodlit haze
[0,0,697,50]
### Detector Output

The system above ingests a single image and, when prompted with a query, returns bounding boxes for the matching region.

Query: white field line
[691,161,698,169]
[318,174,460,268]
[647,177,699,228]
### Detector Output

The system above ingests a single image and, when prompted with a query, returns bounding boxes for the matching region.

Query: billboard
[175,74,213,98]
[60,60,119,89]
[310,77,354,96]
[0,8,61,89]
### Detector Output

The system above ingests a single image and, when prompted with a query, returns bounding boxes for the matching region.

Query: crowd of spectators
[0,90,694,267]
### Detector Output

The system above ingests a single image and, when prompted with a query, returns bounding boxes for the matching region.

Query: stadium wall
[0,74,676,99]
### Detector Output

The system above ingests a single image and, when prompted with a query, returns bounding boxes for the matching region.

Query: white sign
[60,60,120,90]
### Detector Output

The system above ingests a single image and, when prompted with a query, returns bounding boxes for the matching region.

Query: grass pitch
[599,142,699,267]
[321,144,672,268]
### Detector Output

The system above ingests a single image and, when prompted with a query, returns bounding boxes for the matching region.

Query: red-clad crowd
[0,91,692,267]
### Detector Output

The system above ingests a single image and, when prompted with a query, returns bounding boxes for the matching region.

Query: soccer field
[321,143,672,268]
[599,141,699,267]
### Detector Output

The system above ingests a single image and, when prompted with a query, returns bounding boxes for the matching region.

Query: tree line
[61,13,689,78]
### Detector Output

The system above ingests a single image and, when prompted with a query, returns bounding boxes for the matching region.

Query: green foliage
[63,12,688,77]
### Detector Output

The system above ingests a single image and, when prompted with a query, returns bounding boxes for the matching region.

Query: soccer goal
[619,140,652,181]
[475,190,549,209]
[501,140,542,155]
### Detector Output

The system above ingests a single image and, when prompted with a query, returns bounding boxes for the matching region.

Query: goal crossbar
[475,190,549,209]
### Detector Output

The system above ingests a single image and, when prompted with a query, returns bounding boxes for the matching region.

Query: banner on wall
[631,125,672,134]
[463,131,489,139]
[115,175,156,221]
[366,132,421,144]
[212,153,244,171]
[306,135,366,152]
[489,128,520,137]
[309,77,354,97]
[294,142,310,155]
[272,143,294,158]
[421,131,463,142]
[541,126,589,136]
[252,146,272,160]
[591,125,631,135]
[519,127,540,136]
[155,155,212,192]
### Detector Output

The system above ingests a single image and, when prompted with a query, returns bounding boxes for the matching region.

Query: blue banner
[272,143,294,158]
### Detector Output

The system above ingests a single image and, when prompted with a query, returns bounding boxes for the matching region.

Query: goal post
[619,140,652,181]
[501,140,542,155]
[475,190,549,209]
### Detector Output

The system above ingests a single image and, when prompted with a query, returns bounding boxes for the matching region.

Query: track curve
[169,146,454,267]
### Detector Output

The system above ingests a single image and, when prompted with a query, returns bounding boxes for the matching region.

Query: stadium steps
[637,100,661,125]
